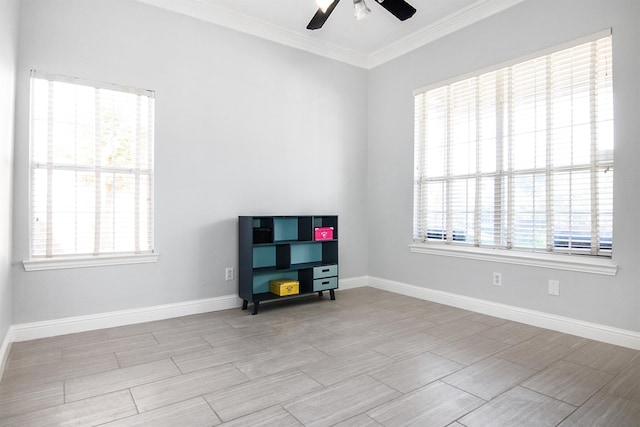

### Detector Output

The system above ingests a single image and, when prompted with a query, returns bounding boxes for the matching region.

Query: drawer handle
[322,281,330,285]
[322,268,330,272]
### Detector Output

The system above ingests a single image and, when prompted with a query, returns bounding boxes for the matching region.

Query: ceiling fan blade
[307,0,341,30]
[374,0,416,21]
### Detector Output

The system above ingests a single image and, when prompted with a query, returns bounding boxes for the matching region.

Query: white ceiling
[137,0,525,69]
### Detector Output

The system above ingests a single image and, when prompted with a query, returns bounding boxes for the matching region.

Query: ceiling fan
[307,0,417,30]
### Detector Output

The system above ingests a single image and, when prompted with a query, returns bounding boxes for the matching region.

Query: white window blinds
[413,32,613,256]
[29,71,155,258]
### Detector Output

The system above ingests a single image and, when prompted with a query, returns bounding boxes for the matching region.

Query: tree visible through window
[413,32,613,257]
[29,71,155,258]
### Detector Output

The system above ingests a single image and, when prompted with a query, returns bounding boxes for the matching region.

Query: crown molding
[367,0,527,68]
[137,0,526,70]
[137,0,370,68]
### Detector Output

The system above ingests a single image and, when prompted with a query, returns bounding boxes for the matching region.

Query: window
[28,71,155,263]
[413,32,613,258]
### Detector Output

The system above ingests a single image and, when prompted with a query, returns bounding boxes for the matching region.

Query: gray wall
[12,0,369,323]
[9,0,640,335]
[1,0,19,343]
[368,0,640,331]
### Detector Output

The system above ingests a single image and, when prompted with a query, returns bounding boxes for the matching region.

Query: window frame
[411,29,617,275]
[24,71,159,271]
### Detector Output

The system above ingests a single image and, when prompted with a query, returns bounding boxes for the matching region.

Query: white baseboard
[6,274,640,352]
[367,276,640,351]
[11,294,243,343]
[0,327,13,381]
[9,277,368,344]
[338,275,368,290]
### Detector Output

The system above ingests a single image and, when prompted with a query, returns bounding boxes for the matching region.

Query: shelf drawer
[313,264,338,279]
[313,276,338,292]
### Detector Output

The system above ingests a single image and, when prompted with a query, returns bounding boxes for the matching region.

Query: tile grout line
[200,394,224,424]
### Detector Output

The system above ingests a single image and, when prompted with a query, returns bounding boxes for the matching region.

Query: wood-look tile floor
[2,287,640,426]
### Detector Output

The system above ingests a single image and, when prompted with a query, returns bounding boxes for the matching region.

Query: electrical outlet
[225,267,234,281]
[493,272,502,286]
[548,279,560,296]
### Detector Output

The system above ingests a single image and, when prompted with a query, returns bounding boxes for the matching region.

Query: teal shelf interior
[274,217,298,242]
[253,246,275,269]
[290,243,322,265]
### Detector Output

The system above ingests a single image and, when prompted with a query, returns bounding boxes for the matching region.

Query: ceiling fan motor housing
[307,0,416,30]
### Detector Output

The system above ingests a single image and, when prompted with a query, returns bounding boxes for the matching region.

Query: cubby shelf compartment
[239,215,339,314]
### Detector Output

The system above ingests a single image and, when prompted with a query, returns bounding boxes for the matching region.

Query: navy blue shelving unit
[238,215,338,314]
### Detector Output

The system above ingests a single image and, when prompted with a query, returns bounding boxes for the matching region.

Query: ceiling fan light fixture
[316,0,334,13]
[307,0,415,30]
[353,0,371,20]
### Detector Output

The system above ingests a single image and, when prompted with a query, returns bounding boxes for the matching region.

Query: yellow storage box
[269,279,299,296]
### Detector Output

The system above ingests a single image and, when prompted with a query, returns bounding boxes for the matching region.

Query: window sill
[409,243,617,276]
[23,253,160,272]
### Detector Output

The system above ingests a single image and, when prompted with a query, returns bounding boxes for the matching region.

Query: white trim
[337,275,368,290]
[135,0,369,68]
[23,253,160,272]
[11,294,242,342]
[367,276,640,350]
[368,0,527,68]
[0,327,13,381]
[409,243,618,276]
[136,0,525,70]
[8,278,369,343]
